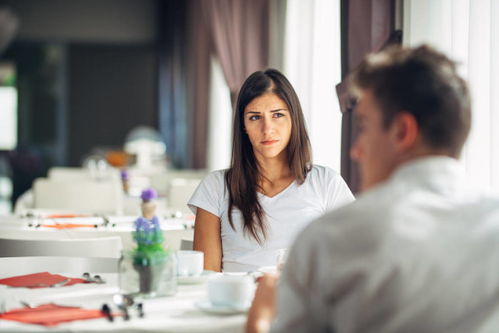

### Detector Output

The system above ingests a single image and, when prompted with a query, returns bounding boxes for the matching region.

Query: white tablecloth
[0,215,194,251]
[0,273,246,333]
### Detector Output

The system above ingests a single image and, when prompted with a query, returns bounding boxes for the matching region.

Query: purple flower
[134,217,150,232]
[141,188,158,201]
[151,216,160,231]
[120,169,129,180]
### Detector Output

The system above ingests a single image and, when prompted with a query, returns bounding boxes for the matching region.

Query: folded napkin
[45,214,90,219]
[0,272,87,288]
[0,303,107,326]
[41,223,97,229]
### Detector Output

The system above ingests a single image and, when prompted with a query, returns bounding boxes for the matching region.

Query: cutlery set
[101,294,144,322]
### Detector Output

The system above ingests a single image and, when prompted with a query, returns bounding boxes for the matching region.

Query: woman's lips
[261,140,279,145]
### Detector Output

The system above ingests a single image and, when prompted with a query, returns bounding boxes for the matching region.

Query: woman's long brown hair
[225,69,312,244]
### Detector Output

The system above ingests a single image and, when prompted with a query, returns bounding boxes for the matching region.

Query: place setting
[195,275,255,315]
[20,210,118,230]
[176,250,220,285]
[0,271,106,289]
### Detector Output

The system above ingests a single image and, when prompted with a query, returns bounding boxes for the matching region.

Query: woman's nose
[262,117,274,135]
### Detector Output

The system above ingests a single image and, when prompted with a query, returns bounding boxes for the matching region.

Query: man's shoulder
[297,185,393,243]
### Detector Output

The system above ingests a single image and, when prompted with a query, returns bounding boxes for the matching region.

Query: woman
[188,69,354,272]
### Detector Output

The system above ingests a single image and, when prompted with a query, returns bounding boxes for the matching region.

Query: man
[246,45,499,332]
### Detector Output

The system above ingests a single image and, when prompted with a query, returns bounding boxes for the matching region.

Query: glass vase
[119,250,177,298]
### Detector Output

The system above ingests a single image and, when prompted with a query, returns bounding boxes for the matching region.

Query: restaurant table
[0,215,194,251]
[0,272,247,333]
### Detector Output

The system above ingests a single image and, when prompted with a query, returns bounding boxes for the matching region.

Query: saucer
[257,266,278,274]
[195,299,250,315]
[177,270,219,285]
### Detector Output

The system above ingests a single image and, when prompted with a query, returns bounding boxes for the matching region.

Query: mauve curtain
[337,0,397,193]
[201,0,270,106]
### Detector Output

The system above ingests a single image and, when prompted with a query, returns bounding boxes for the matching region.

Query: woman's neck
[256,155,292,184]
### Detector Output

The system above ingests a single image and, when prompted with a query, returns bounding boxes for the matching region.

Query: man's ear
[390,111,419,152]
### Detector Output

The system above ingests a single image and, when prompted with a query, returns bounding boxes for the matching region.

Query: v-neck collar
[257,180,297,200]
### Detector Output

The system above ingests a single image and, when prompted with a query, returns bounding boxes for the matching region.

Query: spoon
[113,294,133,320]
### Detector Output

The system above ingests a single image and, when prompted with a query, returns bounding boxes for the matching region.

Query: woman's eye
[273,113,284,118]
[249,115,260,121]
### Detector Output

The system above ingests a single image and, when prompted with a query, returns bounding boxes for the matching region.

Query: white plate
[177,270,219,285]
[195,299,250,315]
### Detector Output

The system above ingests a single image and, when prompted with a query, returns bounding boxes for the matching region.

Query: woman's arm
[193,207,222,272]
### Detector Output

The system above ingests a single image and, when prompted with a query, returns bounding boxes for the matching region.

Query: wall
[68,44,157,166]
[1,0,157,43]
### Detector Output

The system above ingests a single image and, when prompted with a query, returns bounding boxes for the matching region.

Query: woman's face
[243,92,292,162]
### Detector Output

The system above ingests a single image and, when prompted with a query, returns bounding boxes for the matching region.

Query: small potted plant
[129,189,176,297]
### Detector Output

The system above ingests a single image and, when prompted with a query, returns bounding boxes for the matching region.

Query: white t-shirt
[188,165,354,272]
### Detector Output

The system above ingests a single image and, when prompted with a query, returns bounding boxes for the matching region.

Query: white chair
[180,239,194,251]
[48,167,120,182]
[0,256,119,276]
[13,189,34,214]
[0,237,123,258]
[167,178,202,213]
[150,169,207,196]
[33,178,123,214]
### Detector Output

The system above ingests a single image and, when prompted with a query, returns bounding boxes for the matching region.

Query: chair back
[33,178,123,214]
[0,256,119,276]
[151,169,207,196]
[0,236,123,258]
[180,239,194,251]
[48,167,120,182]
[167,178,202,213]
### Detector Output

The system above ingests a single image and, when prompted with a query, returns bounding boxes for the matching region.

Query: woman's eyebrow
[245,108,288,114]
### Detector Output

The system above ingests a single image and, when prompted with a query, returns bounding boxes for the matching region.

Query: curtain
[186,0,211,169]
[337,0,396,193]
[157,0,189,168]
[404,0,499,193]
[201,0,270,106]
[283,0,343,170]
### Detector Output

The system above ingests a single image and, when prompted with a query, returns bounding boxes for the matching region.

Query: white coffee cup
[207,275,255,307]
[176,250,204,277]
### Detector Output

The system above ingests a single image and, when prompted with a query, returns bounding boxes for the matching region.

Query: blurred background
[0,0,497,215]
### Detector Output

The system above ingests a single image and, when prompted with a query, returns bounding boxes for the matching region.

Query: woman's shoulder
[307,164,341,181]
[200,169,228,188]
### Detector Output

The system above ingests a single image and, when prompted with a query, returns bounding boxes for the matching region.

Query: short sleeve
[187,170,226,217]
[324,168,355,211]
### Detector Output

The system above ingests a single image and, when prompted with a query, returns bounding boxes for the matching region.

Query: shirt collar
[388,155,465,195]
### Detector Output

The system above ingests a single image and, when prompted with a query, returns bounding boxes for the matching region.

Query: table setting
[0,268,254,332]
[0,189,261,332]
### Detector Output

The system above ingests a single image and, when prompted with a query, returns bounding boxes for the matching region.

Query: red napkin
[0,303,107,326]
[41,223,96,229]
[45,214,90,219]
[0,272,87,288]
